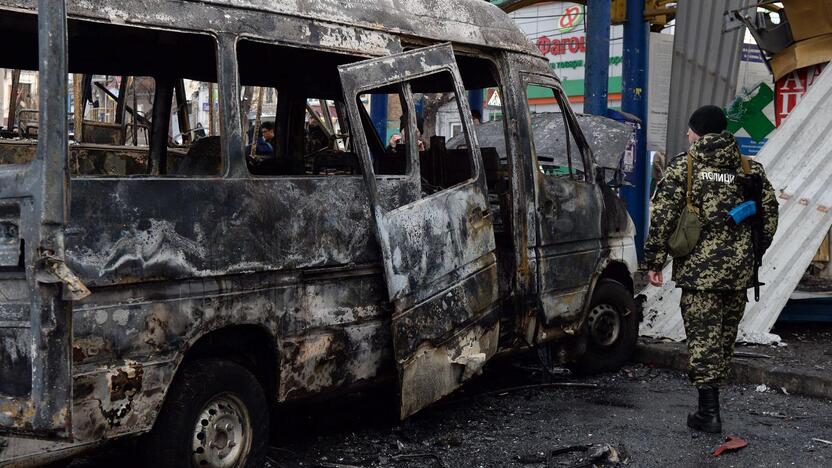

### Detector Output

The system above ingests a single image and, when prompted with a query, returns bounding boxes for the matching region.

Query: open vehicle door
[338,44,501,418]
[0,0,80,438]
[520,74,603,324]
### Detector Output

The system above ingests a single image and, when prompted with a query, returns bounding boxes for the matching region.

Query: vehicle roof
[0,0,541,58]
[205,0,537,54]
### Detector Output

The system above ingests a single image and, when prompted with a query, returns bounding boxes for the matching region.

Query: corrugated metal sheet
[640,64,832,344]
[665,0,752,156]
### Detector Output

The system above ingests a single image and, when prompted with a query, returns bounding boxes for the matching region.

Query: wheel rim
[191,393,252,468]
[587,303,621,348]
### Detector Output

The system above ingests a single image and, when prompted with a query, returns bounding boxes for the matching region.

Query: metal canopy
[664,0,751,156]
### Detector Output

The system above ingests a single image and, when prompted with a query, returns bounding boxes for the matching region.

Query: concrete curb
[633,343,832,401]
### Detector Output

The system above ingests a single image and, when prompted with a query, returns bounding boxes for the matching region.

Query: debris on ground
[585,443,622,463]
[549,444,592,458]
[812,438,832,446]
[748,409,810,421]
[516,451,547,464]
[755,384,769,392]
[70,359,832,467]
[516,442,631,466]
[389,452,448,468]
[713,435,748,457]
[432,434,463,449]
[734,351,772,359]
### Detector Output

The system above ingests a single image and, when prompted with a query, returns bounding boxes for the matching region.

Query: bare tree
[420,92,454,145]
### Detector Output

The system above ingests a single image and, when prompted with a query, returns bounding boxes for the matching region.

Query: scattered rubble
[66,360,832,467]
[734,351,772,359]
[517,443,629,467]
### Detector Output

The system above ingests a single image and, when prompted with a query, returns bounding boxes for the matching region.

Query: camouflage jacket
[644,132,779,291]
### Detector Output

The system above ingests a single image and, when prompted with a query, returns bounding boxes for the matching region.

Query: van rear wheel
[569,279,638,375]
[145,359,269,468]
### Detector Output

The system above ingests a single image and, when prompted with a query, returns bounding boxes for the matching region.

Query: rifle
[732,173,765,301]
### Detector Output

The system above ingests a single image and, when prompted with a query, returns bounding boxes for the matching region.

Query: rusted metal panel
[0,0,403,60]
[0,0,540,65]
[515,72,605,326]
[0,435,98,467]
[0,0,74,439]
[1,142,154,175]
[60,165,408,437]
[198,0,535,55]
[0,142,37,166]
[447,114,634,179]
[65,177,416,287]
[65,267,397,441]
[338,44,502,418]
[278,271,393,401]
[80,122,123,146]
[6,69,20,131]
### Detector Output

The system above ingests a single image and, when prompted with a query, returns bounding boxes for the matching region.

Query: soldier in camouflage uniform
[644,105,779,433]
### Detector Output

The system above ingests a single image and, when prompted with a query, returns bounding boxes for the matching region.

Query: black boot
[687,387,722,433]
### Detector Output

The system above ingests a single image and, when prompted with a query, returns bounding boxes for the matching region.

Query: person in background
[260,121,275,149]
[387,114,425,153]
[305,113,329,154]
[246,121,275,156]
[644,105,778,434]
[650,152,666,198]
[194,122,207,140]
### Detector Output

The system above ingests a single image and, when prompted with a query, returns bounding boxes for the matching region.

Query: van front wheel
[569,279,638,375]
[145,359,269,468]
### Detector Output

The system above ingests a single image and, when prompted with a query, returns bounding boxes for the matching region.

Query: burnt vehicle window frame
[521,74,595,183]
[59,23,225,179]
[233,36,409,181]
[341,57,484,195]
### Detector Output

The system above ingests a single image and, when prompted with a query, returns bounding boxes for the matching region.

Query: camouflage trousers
[680,289,748,388]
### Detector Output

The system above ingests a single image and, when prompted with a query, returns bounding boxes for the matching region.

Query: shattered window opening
[445,53,512,235]
[524,83,587,179]
[407,70,477,196]
[358,88,412,177]
[237,39,362,177]
[0,16,224,177]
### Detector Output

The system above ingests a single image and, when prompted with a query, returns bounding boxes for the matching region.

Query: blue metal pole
[370,94,388,141]
[584,0,610,116]
[468,89,484,120]
[620,0,651,261]
[415,95,424,120]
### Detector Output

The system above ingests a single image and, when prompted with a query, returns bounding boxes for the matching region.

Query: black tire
[569,279,638,375]
[144,359,269,468]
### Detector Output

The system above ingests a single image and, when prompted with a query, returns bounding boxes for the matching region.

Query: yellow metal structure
[644,0,676,30]
[612,0,627,24]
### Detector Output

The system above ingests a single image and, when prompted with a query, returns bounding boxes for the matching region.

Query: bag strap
[686,152,700,215]
[740,155,751,175]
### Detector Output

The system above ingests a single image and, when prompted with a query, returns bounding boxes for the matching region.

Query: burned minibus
[0,1,638,466]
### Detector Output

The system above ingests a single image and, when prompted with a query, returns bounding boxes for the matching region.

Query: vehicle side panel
[65,177,411,441]
[66,177,417,286]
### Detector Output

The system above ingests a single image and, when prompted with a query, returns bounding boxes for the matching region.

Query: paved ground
[66,352,832,468]
[767,322,832,379]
